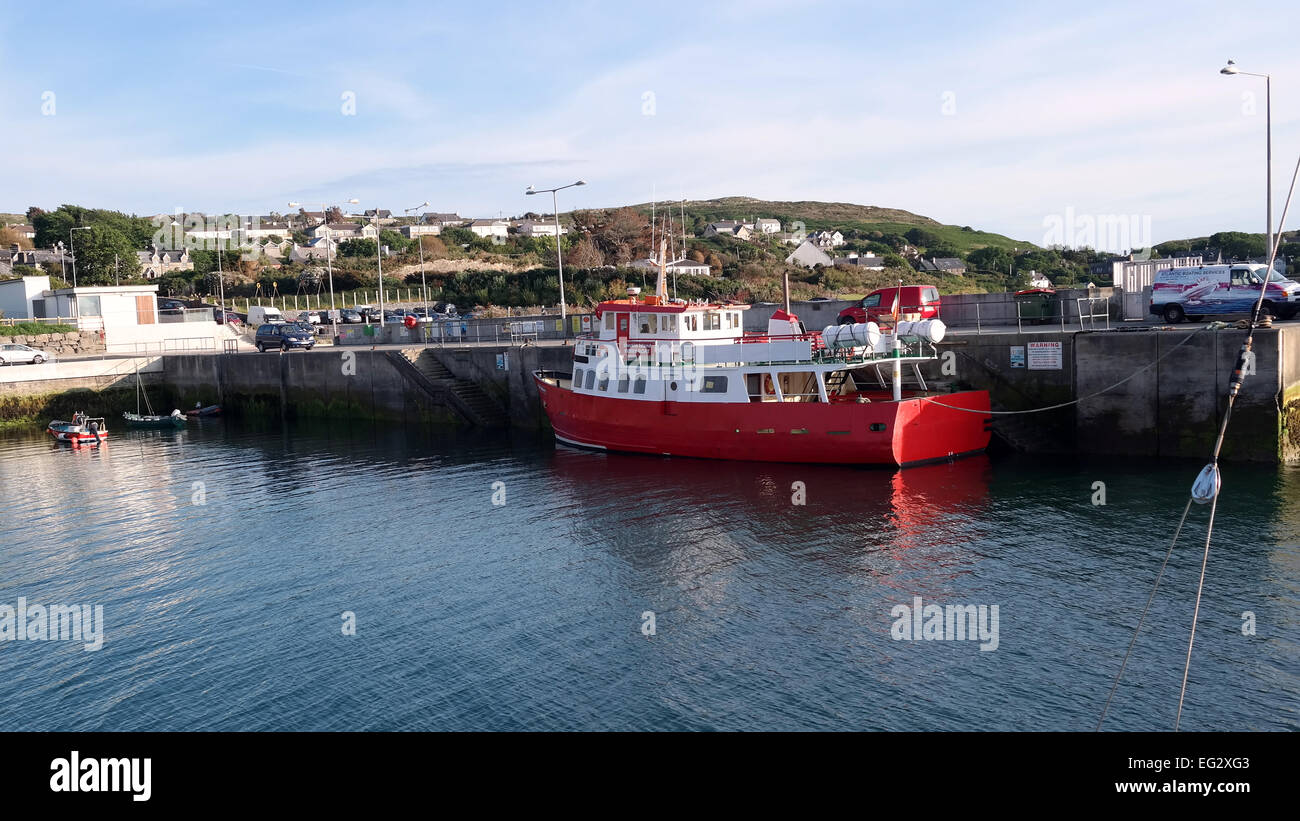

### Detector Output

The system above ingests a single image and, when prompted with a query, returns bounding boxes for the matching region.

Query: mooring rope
[920,326,1207,415]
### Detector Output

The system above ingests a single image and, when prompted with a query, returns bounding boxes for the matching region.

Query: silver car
[0,343,51,365]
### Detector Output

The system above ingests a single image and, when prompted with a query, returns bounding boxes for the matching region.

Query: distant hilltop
[627,196,944,229]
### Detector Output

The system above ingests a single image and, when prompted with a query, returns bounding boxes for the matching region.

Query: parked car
[838,285,941,325]
[297,310,322,325]
[158,298,187,313]
[338,309,363,324]
[1150,263,1300,323]
[212,309,242,326]
[255,323,316,352]
[0,343,51,365]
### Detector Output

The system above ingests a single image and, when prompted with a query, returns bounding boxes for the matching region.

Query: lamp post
[526,180,585,335]
[289,198,358,340]
[70,226,91,288]
[405,201,431,341]
[1221,60,1274,261]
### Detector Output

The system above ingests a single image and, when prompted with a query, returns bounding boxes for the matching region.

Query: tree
[419,235,448,259]
[69,226,142,284]
[567,236,605,270]
[1208,231,1266,260]
[379,229,410,255]
[904,227,943,249]
[968,246,1014,276]
[0,226,32,250]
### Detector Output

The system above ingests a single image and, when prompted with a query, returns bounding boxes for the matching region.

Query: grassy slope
[626,196,1035,254]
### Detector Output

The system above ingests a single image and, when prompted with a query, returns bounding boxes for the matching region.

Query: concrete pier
[6,322,1299,462]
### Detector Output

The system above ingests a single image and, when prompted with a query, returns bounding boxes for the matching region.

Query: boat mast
[656,238,668,301]
[892,278,903,401]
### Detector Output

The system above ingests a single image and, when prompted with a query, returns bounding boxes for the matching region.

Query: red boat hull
[47,428,107,445]
[535,376,991,466]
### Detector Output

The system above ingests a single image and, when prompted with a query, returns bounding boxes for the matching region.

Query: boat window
[597,374,609,391]
[604,313,615,330]
[685,315,697,332]
[777,371,820,402]
[633,376,647,394]
[617,375,630,393]
[663,315,676,331]
[638,314,658,334]
[704,312,721,330]
[584,370,596,389]
[701,375,728,394]
[573,368,583,387]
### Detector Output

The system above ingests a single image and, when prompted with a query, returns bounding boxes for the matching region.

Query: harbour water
[0,421,1296,731]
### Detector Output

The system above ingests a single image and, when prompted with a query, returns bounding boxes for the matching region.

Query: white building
[785,240,834,268]
[667,259,712,277]
[401,224,443,239]
[0,274,52,320]
[833,253,886,271]
[808,230,845,248]
[515,219,567,237]
[629,258,714,277]
[754,218,781,234]
[311,222,376,240]
[469,219,509,239]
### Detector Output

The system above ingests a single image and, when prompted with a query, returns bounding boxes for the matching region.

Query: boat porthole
[870,423,888,432]
[669,381,677,391]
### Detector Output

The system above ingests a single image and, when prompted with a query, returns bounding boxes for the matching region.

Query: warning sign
[1027,341,1062,370]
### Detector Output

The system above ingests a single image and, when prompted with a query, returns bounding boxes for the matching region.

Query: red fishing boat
[534,265,991,467]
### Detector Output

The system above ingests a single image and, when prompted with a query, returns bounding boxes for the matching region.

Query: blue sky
[2,0,1298,247]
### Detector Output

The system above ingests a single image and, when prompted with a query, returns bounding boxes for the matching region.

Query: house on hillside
[703,221,753,241]
[754,218,781,234]
[310,222,375,240]
[917,257,966,275]
[628,258,715,278]
[5,224,35,240]
[785,240,834,269]
[469,219,509,239]
[516,219,567,237]
[291,237,340,263]
[402,224,443,239]
[136,247,193,280]
[808,230,845,248]
[833,253,886,271]
[422,213,464,227]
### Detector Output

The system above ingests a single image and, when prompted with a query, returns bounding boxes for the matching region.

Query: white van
[247,306,284,326]
[1150,264,1300,323]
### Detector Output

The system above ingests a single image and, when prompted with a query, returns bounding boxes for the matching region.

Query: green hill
[627,196,1035,255]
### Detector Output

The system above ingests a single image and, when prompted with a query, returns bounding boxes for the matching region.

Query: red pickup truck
[838,285,941,324]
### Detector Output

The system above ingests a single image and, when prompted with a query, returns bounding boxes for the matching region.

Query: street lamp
[525,180,585,332]
[405,202,431,339]
[289,198,358,339]
[70,226,92,288]
[1221,60,1274,261]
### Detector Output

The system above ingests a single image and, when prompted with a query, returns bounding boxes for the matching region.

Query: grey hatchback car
[255,323,315,352]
